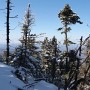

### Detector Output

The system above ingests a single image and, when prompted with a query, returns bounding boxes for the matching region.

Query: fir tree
[58,4,83,90]
[20,4,34,58]
[58,4,82,53]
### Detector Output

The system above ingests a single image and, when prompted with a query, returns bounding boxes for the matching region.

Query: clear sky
[0,0,90,45]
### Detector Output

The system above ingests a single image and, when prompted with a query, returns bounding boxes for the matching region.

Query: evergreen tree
[58,4,83,90]
[11,4,43,81]
[58,4,82,53]
[41,36,61,83]
[20,4,34,57]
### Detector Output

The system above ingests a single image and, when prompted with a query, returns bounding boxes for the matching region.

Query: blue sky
[0,0,90,45]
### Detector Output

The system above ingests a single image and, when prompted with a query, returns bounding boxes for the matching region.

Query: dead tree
[6,0,17,64]
[6,0,10,64]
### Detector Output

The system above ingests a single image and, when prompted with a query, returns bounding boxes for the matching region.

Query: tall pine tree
[58,4,82,53]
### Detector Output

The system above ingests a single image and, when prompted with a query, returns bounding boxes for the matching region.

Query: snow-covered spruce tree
[20,4,34,57]
[41,36,59,63]
[58,4,82,72]
[12,4,33,68]
[11,4,43,83]
[41,36,61,83]
[58,4,83,90]
[19,4,39,59]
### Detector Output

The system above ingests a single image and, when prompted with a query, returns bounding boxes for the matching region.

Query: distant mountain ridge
[0,44,20,55]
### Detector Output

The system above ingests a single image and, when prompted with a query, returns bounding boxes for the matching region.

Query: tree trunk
[64,24,68,53]
[6,0,10,64]
[25,31,27,59]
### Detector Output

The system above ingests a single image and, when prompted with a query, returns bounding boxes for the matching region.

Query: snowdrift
[0,62,58,90]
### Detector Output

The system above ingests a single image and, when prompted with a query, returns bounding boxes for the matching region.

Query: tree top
[58,4,83,24]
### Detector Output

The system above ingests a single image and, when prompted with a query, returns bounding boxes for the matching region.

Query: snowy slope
[35,81,58,90]
[0,62,58,90]
[0,62,25,90]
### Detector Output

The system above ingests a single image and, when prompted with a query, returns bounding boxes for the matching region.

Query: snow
[0,62,58,90]
[24,80,58,90]
[33,80,58,90]
[0,62,25,90]
[29,56,39,62]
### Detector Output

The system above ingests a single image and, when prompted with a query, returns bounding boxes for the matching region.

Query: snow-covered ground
[0,62,58,90]
[0,62,25,90]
